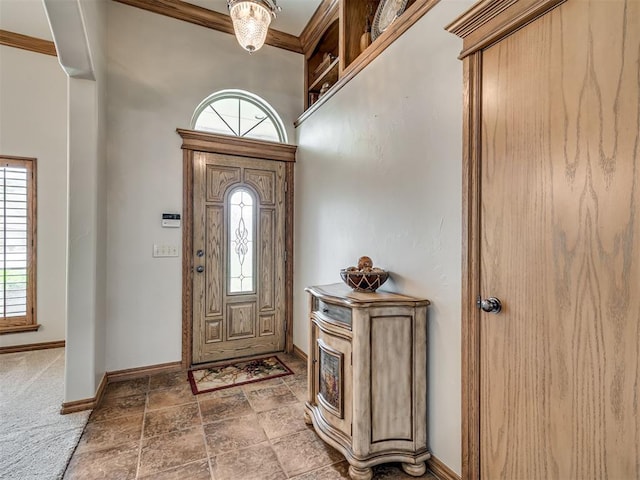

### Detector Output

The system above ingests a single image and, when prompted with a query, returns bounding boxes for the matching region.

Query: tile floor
[64,353,438,480]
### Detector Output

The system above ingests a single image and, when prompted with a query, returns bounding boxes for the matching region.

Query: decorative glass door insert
[228,187,255,294]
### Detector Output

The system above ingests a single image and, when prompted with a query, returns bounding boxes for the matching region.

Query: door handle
[196,265,205,273]
[478,296,502,313]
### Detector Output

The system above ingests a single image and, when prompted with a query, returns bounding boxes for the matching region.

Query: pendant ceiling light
[227,0,280,53]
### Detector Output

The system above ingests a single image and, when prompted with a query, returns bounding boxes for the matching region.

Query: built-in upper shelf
[306,18,339,107]
[309,57,339,93]
[296,0,440,127]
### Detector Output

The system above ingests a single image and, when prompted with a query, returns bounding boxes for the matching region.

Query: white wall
[293,1,472,474]
[0,0,54,40]
[0,46,68,347]
[105,2,303,371]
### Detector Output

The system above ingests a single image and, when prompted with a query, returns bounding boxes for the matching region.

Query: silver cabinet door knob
[479,297,502,313]
[196,265,204,273]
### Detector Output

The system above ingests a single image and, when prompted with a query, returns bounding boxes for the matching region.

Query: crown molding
[446,0,566,58]
[0,30,57,57]
[113,0,303,53]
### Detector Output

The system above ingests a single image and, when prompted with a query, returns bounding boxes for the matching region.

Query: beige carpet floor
[0,347,90,480]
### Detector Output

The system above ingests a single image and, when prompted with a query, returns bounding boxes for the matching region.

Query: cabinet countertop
[306,283,430,307]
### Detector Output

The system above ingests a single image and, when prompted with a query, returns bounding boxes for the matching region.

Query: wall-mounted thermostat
[162,213,181,228]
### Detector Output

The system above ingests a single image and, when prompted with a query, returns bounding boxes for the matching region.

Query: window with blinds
[0,157,36,333]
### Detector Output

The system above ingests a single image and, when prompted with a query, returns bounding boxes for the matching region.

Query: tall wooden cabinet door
[192,151,286,363]
[478,1,640,478]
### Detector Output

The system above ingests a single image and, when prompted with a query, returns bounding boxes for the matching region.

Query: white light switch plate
[153,244,179,257]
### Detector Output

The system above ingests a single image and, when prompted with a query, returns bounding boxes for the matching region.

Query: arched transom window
[191,89,287,143]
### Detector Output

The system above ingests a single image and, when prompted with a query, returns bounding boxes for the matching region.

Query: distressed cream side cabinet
[304,283,430,480]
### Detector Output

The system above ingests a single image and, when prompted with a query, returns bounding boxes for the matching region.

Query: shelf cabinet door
[312,323,352,439]
[366,306,427,452]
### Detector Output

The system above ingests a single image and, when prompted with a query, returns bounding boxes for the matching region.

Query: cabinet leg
[303,408,312,425]
[348,465,373,480]
[401,462,427,477]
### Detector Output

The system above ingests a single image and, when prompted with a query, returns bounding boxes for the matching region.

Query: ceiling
[0,0,323,43]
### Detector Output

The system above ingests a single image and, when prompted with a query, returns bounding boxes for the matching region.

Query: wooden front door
[450,0,640,478]
[192,151,287,364]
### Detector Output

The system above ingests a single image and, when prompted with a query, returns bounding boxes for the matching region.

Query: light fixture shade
[228,1,275,53]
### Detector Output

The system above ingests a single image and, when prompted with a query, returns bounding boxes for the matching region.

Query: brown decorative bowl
[340,269,389,292]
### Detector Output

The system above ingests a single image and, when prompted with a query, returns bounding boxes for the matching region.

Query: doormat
[188,356,293,395]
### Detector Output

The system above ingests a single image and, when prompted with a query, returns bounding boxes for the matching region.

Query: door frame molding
[445,0,566,478]
[177,129,297,369]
